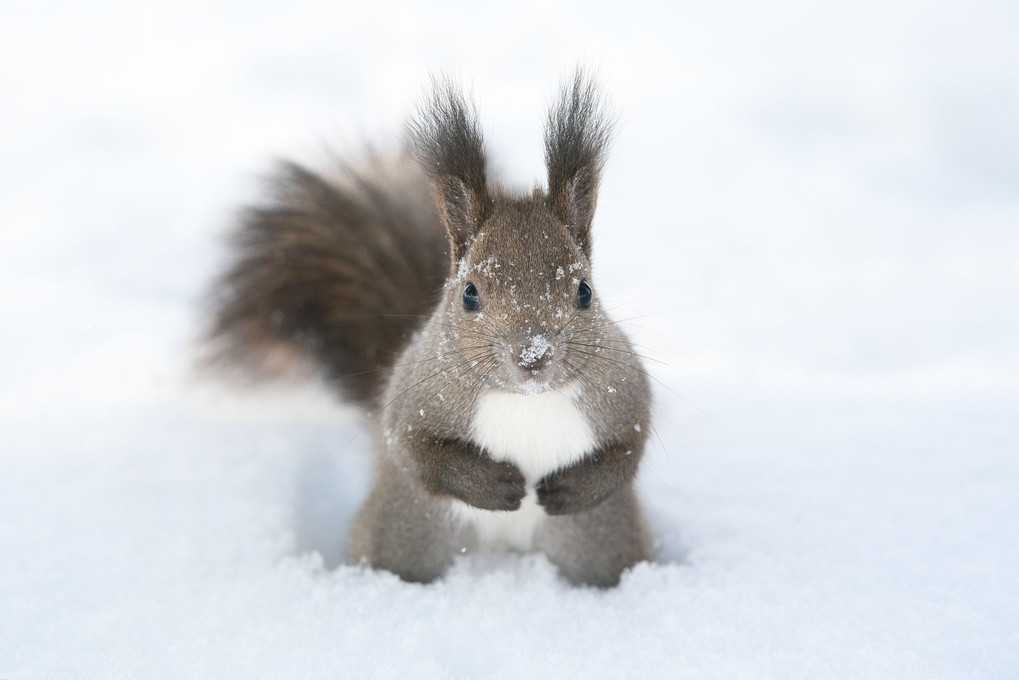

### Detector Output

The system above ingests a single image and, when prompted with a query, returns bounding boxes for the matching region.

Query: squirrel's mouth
[501,334,564,394]
[502,361,566,396]
[518,374,554,396]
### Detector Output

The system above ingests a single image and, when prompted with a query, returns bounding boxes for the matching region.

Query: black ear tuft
[544,69,614,257]
[409,76,489,260]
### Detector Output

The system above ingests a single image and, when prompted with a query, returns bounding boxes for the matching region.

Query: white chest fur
[452,383,596,550]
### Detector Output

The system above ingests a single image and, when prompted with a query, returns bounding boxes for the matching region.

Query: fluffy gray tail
[202,155,449,409]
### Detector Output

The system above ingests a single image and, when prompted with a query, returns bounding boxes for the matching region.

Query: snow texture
[518,334,553,366]
[2,1,1019,678]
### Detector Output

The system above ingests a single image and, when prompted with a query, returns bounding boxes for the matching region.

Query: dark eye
[576,280,592,308]
[462,282,481,311]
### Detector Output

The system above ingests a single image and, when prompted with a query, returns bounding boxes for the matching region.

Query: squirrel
[204,71,654,587]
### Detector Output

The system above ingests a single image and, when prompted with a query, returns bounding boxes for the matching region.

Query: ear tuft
[409,76,489,260]
[544,69,614,257]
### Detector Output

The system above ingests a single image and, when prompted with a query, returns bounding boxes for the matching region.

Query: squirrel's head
[411,71,614,395]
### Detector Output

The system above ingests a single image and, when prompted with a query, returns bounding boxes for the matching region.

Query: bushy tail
[202,155,450,409]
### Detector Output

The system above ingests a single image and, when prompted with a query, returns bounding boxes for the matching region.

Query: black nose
[519,356,549,372]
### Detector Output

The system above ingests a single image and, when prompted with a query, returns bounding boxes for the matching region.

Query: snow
[3,0,1019,678]
[518,334,553,366]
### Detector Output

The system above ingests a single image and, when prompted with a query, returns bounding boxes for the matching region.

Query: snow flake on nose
[519,334,553,366]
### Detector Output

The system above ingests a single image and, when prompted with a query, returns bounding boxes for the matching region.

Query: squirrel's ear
[545,70,613,258]
[409,77,489,261]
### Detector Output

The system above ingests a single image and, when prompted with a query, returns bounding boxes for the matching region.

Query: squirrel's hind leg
[349,460,468,583]
[534,484,653,588]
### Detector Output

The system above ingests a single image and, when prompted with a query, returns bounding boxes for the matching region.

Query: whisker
[564,353,674,455]
[558,307,584,335]
[577,310,675,334]
[384,353,499,443]
[376,309,509,349]
[462,355,502,404]
[598,298,649,315]
[330,343,496,381]
[564,344,699,408]
[579,337,673,366]
[565,340,669,366]
[563,344,643,374]
[431,321,501,343]
[330,348,496,460]
[561,354,643,398]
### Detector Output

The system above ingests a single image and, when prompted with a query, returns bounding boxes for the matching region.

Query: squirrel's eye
[462,282,481,311]
[576,280,592,308]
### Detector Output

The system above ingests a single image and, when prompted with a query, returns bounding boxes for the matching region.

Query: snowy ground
[2,1,1018,678]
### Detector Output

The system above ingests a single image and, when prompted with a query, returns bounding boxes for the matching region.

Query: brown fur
[203,156,448,406]
[205,71,654,587]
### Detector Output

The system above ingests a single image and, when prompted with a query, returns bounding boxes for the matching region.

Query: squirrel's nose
[518,355,550,372]
[517,334,554,373]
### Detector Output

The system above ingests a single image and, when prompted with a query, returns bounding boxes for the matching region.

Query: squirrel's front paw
[466,456,528,511]
[428,444,527,511]
[536,459,613,515]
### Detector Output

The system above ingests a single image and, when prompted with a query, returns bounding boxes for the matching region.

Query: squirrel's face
[439,200,605,396]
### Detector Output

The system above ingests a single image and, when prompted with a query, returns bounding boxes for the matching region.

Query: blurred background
[3,0,1017,420]
[1,0,1017,677]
